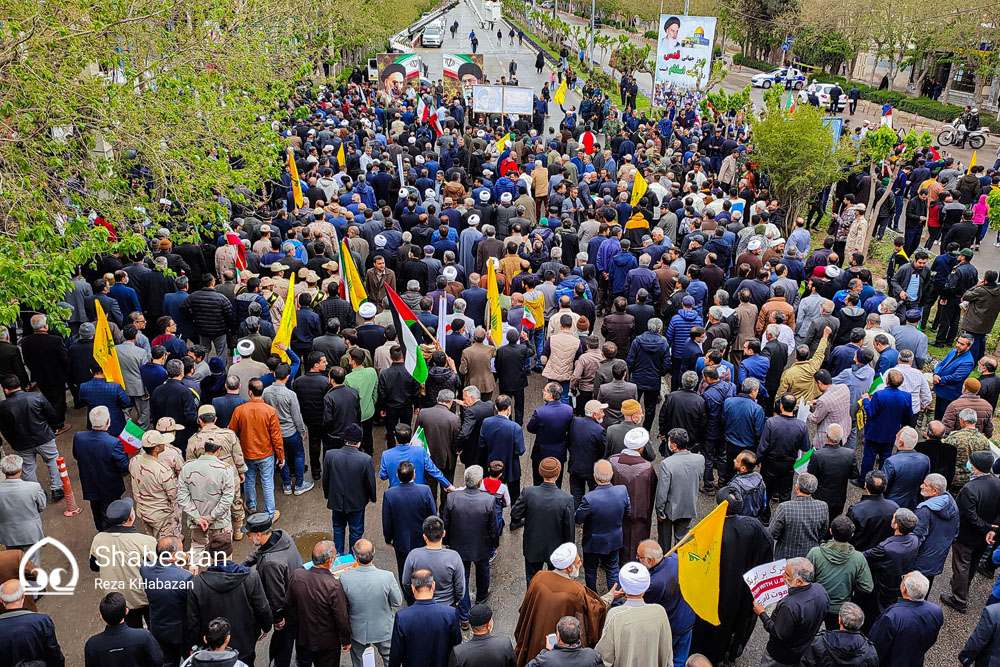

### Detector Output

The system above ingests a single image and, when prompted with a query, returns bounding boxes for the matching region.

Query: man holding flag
[690,490,775,665]
[379,284,426,449]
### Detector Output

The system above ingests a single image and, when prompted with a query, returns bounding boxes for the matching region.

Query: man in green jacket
[807,515,874,630]
[345,347,378,455]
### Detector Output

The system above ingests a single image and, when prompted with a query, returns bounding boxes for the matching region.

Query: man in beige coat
[732,289,759,365]
[542,315,580,393]
[460,328,497,400]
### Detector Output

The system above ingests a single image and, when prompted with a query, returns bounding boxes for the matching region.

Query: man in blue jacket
[869,571,943,667]
[526,383,575,486]
[379,424,453,490]
[701,366,736,493]
[665,296,703,391]
[567,401,608,509]
[72,406,130,531]
[912,473,959,590]
[627,318,671,428]
[607,239,638,301]
[0,579,65,666]
[640,538,695,666]
[933,333,975,419]
[139,536,193,665]
[84,592,163,667]
[737,338,770,402]
[881,425,931,510]
[479,395,526,506]
[382,460,437,582]
[723,378,766,484]
[576,459,631,591]
[389,569,462,667]
[861,370,915,479]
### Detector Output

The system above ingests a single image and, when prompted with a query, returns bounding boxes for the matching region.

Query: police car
[750,67,805,89]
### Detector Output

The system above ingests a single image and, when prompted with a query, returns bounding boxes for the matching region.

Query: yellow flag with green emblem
[677,500,727,625]
[271,274,297,363]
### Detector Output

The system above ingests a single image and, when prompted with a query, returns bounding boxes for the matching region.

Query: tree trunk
[861,163,898,257]
[942,68,955,104]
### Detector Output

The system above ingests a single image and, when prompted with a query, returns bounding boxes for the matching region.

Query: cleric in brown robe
[514,542,615,667]
[610,427,657,564]
[690,487,775,665]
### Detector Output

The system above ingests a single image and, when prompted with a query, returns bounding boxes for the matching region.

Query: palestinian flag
[119,420,145,455]
[384,283,428,384]
[794,448,814,474]
[338,239,368,310]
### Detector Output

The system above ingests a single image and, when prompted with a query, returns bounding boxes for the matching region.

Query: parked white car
[797,83,848,111]
[750,67,805,89]
[421,24,443,47]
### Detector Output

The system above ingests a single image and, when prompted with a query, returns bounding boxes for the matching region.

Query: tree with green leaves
[748,92,855,236]
[858,126,933,255]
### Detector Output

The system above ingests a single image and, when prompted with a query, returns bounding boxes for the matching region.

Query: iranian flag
[384,283,428,384]
[411,425,429,451]
[119,420,145,455]
[794,448,814,474]
[416,95,430,123]
[521,307,536,330]
[429,111,443,138]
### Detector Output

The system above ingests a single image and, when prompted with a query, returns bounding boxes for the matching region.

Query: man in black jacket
[293,351,330,481]
[180,274,234,360]
[799,602,878,666]
[495,329,533,424]
[323,423,377,556]
[657,376,707,455]
[754,557,831,666]
[808,423,857,522]
[0,579,65,666]
[378,345,422,450]
[243,512,303,667]
[458,386,495,468]
[149,359,199,455]
[322,366,361,450]
[450,604,516,667]
[942,450,1000,612]
[442,465,499,626]
[20,314,70,433]
[84,592,162,667]
[0,374,64,499]
[846,471,899,551]
[510,457,575,585]
[187,533,272,664]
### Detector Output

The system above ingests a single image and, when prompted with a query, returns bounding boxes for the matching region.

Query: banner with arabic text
[652,15,717,103]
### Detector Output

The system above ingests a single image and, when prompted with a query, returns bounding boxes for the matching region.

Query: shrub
[733,53,773,71]
[644,30,658,39]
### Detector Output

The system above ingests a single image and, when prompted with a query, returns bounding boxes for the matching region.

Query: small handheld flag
[118,420,145,455]
[794,448,814,474]
[287,148,304,209]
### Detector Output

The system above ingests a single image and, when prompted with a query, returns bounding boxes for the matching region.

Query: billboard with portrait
[652,15,717,105]
[376,53,422,98]
[472,85,504,113]
[442,54,484,101]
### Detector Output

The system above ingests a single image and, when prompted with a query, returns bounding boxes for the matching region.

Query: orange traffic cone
[56,456,82,517]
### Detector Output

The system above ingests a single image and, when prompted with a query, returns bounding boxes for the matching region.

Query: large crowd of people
[3,12,1000,667]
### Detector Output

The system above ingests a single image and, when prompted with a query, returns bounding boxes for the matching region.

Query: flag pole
[663,531,694,558]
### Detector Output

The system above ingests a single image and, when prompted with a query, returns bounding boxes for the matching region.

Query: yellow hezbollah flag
[337,142,346,171]
[486,260,502,346]
[495,131,513,153]
[969,151,978,174]
[339,238,368,311]
[287,148,303,209]
[631,171,648,207]
[677,500,727,625]
[271,274,297,363]
[553,78,567,105]
[524,292,545,328]
[93,301,125,389]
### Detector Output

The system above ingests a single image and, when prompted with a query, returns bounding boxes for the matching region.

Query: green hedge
[644,30,657,39]
[732,53,773,71]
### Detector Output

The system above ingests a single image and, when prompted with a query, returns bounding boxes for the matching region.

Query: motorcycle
[938,114,988,149]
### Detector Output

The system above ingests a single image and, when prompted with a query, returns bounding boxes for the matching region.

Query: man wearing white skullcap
[513,542,616,665]
[609,427,657,566]
[595,561,673,666]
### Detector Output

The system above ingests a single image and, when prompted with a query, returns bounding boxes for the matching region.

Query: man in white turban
[514,542,615,666]
[595,561,674,666]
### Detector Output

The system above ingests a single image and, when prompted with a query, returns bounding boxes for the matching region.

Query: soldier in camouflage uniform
[944,408,991,491]
[154,416,185,477]
[129,430,181,538]
[187,404,247,537]
[177,440,236,554]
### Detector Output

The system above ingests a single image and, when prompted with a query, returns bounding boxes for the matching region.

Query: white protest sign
[743,558,788,609]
